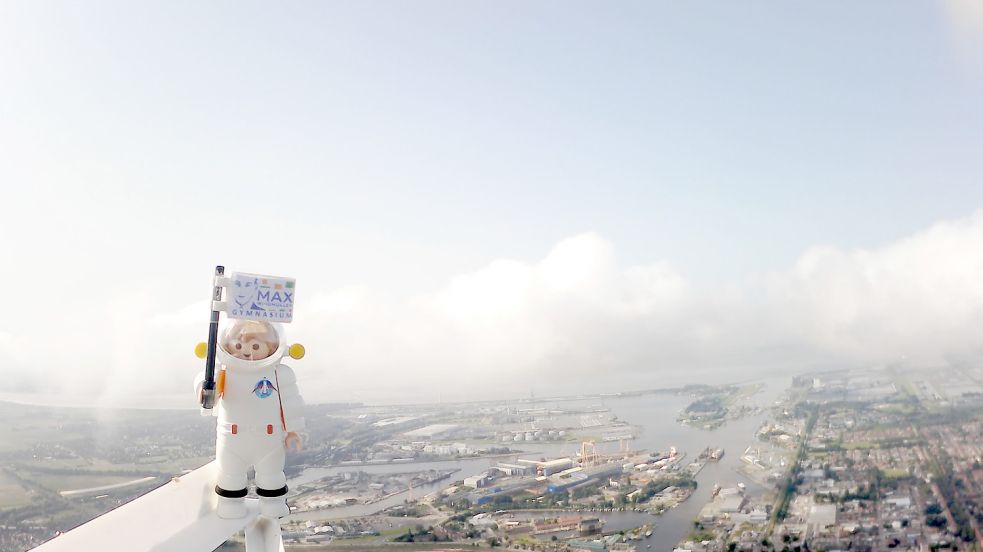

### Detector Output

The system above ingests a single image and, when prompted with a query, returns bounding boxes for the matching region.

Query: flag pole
[200,265,224,409]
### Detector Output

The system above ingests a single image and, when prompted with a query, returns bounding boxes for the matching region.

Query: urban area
[1,364,981,552]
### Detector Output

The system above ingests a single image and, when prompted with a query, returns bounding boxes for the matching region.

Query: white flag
[227,272,296,323]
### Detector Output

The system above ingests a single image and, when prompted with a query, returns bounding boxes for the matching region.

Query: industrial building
[546,463,623,493]
[495,463,533,476]
[463,473,493,489]
[517,458,574,476]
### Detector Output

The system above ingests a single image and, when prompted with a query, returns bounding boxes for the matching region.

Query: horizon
[0,370,777,410]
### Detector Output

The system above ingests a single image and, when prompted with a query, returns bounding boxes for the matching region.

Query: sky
[1,1,983,406]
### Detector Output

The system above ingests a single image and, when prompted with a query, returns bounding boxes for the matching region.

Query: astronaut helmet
[217,320,286,371]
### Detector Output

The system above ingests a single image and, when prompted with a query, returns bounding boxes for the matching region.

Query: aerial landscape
[3,1,983,551]
[3,362,981,551]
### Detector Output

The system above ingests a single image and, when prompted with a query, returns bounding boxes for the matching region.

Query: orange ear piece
[194,342,207,359]
[288,344,306,360]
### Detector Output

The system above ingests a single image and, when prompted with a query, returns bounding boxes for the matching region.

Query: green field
[0,412,83,454]
[0,470,33,509]
[879,468,910,480]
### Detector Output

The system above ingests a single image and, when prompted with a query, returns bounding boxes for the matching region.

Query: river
[287,378,788,551]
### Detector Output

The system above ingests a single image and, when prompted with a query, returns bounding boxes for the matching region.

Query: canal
[287,378,787,551]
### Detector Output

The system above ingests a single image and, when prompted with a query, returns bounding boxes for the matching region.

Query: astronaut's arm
[193,372,216,416]
[194,371,205,400]
[276,365,306,432]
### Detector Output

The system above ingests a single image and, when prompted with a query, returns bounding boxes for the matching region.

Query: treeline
[633,476,697,503]
[394,525,451,542]
[684,396,725,415]
[773,403,819,523]
[924,504,947,528]
[447,492,567,512]
[816,437,925,452]
[930,452,975,543]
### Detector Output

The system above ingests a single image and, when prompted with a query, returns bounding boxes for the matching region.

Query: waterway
[287,378,789,551]
[603,387,781,551]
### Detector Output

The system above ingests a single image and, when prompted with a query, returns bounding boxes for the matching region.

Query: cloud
[290,233,699,402]
[4,213,983,406]
[941,0,983,38]
[293,215,983,402]
[939,0,983,69]
[765,213,983,364]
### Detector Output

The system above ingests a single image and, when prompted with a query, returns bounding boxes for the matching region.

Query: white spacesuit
[194,320,305,519]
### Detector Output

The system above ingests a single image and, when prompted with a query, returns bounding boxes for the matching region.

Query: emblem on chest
[253,378,277,399]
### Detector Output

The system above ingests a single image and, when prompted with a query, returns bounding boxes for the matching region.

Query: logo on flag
[228,272,295,322]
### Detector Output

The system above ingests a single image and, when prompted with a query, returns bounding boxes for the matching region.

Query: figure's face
[221,321,279,361]
[226,334,274,360]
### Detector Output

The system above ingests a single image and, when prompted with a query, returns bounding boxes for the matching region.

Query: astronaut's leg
[215,434,250,519]
[254,440,289,518]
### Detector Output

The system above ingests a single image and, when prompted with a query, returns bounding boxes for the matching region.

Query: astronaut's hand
[285,432,303,452]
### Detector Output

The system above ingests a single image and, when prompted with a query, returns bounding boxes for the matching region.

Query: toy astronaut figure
[194,319,305,519]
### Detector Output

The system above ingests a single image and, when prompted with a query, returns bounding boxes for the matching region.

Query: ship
[709,448,724,461]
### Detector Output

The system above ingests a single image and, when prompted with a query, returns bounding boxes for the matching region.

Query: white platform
[32,461,283,552]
